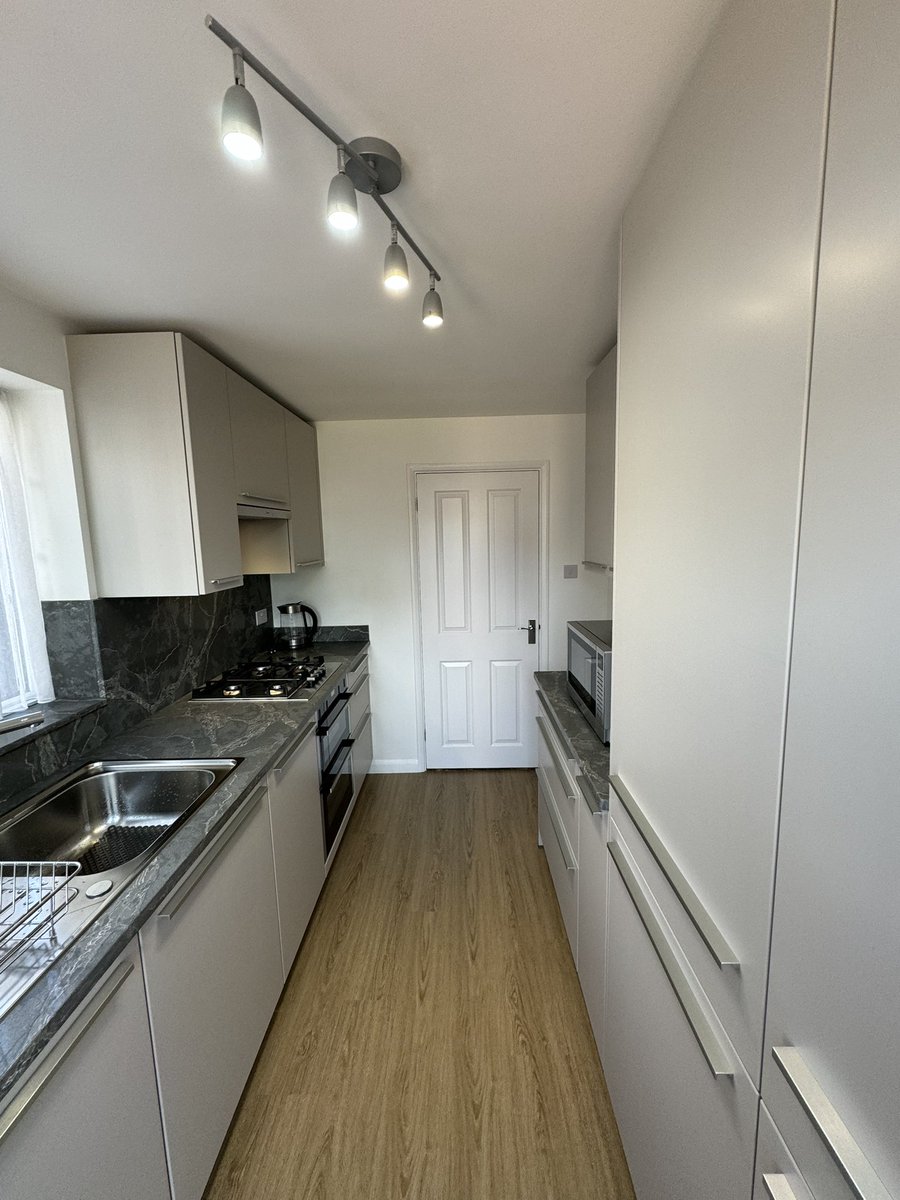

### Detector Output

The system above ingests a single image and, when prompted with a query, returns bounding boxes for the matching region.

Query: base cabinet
[351,711,373,798]
[140,784,283,1200]
[0,939,170,1200]
[753,1104,815,1200]
[575,800,607,1051]
[537,770,578,958]
[268,723,326,978]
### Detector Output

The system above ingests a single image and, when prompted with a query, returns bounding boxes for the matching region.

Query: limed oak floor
[205,770,635,1200]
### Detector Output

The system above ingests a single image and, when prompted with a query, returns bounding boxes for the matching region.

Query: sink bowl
[0,758,239,1018]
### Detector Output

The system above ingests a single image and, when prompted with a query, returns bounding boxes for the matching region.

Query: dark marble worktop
[0,642,368,1105]
[534,671,610,811]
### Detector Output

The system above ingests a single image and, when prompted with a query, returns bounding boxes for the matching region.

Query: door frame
[408,461,550,772]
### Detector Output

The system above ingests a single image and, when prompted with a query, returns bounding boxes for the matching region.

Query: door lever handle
[518,619,537,644]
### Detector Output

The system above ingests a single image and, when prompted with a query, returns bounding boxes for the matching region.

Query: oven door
[567,624,598,716]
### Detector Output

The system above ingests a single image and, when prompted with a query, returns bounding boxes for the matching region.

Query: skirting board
[370,759,423,774]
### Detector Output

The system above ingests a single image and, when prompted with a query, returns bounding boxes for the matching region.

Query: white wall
[271,414,610,771]
[0,279,95,599]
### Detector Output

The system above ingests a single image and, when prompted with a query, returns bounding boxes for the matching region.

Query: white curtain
[0,394,54,714]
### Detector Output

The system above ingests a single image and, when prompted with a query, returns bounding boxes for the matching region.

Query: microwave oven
[566,620,612,743]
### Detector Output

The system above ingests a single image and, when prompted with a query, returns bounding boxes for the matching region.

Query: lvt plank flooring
[205,770,635,1200]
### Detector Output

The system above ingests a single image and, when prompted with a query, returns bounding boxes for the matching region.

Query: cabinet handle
[295,559,323,568]
[582,560,611,570]
[349,672,369,696]
[352,709,372,740]
[772,1047,892,1200]
[608,839,733,1078]
[609,775,739,970]
[575,773,604,816]
[156,785,266,921]
[209,575,243,587]
[535,689,575,759]
[538,767,577,871]
[536,715,577,801]
[0,960,133,1145]
[271,720,316,775]
[240,491,288,506]
[762,1176,801,1200]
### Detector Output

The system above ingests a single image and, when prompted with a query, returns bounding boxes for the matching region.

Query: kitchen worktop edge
[534,671,610,808]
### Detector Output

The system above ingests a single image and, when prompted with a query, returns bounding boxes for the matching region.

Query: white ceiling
[0,0,726,420]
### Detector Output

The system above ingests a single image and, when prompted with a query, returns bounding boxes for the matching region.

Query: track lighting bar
[205,14,442,285]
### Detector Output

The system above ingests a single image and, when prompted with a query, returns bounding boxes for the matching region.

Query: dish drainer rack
[0,861,81,972]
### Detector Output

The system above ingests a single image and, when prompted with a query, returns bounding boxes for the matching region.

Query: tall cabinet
[759,4,900,1196]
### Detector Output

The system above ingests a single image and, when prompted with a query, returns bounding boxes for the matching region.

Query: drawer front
[352,710,374,797]
[609,775,763,1084]
[576,802,608,1053]
[603,820,759,1200]
[345,655,368,693]
[349,673,370,735]
[538,771,578,959]
[754,1103,815,1200]
[536,713,580,861]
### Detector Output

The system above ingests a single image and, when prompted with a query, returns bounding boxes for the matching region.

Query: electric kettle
[277,602,319,651]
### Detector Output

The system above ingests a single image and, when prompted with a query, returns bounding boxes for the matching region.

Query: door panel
[418,470,540,768]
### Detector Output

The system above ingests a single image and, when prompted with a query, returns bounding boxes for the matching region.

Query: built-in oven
[316,678,355,857]
[566,619,612,743]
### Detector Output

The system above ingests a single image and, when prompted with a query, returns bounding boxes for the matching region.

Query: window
[0,394,54,714]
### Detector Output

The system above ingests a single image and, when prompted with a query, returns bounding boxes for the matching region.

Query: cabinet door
[753,1104,815,1200]
[603,823,758,1200]
[584,344,616,567]
[761,5,900,1196]
[226,369,290,506]
[140,785,283,1200]
[285,410,325,567]
[613,0,834,1083]
[349,671,370,737]
[351,710,373,798]
[176,335,243,593]
[268,724,326,978]
[537,770,578,959]
[0,940,170,1200]
[576,801,607,1053]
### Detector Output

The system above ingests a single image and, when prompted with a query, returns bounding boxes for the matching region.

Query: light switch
[563,564,578,579]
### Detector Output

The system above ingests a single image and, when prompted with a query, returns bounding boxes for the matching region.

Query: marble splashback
[41,600,105,698]
[313,625,370,643]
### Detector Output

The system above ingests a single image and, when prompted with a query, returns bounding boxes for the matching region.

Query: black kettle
[277,602,319,650]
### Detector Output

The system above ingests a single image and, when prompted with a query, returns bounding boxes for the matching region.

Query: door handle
[518,619,537,644]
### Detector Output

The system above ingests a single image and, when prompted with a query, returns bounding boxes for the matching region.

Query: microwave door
[568,629,597,714]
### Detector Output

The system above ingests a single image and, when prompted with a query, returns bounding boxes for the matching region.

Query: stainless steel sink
[0,758,239,1016]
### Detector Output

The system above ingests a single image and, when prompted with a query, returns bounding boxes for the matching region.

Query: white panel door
[417,470,539,768]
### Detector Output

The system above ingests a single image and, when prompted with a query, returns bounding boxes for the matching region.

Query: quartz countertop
[534,671,610,811]
[0,642,368,1105]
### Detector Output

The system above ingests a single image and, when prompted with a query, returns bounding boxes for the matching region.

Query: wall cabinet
[68,332,243,597]
[267,722,326,978]
[140,784,283,1200]
[584,344,616,570]
[285,410,325,567]
[0,939,170,1200]
[226,368,290,508]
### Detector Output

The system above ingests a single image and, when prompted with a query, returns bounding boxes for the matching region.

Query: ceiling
[0,0,726,420]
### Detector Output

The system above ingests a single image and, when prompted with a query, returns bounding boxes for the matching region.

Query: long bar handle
[535,689,573,759]
[271,720,316,775]
[538,768,576,871]
[608,839,733,1078]
[157,786,266,920]
[240,491,289,506]
[772,1047,892,1200]
[0,960,133,1145]
[536,716,577,801]
[349,672,369,697]
[763,1175,802,1200]
[208,575,243,587]
[609,775,739,970]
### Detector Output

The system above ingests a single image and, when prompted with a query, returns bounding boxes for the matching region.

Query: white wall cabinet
[759,5,900,1196]
[68,332,243,597]
[267,722,326,978]
[612,0,834,1085]
[285,410,325,567]
[0,939,170,1200]
[140,784,283,1200]
[584,344,616,570]
[575,794,606,1053]
[226,368,290,508]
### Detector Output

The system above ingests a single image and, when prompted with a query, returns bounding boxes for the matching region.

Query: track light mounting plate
[344,137,402,194]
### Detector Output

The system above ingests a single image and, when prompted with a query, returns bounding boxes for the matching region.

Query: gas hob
[190,654,343,701]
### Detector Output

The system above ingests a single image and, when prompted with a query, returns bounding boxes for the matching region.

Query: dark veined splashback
[0,578,272,802]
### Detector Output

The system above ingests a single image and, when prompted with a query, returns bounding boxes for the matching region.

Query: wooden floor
[205,771,635,1200]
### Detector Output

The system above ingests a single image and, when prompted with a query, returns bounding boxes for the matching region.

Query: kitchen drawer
[608,774,761,1084]
[538,769,578,959]
[349,672,370,735]
[352,710,373,799]
[576,799,608,1053]
[753,1103,814,1200]
[603,819,759,1200]
[345,654,368,693]
[536,710,579,863]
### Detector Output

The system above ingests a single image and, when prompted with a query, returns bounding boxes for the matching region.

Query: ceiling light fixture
[383,224,409,293]
[422,273,444,329]
[220,50,263,161]
[206,14,443,327]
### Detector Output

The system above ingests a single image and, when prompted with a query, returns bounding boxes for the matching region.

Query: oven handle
[317,691,352,735]
[320,738,355,795]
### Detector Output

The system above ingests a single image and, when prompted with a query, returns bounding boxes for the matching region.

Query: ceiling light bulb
[422,275,443,328]
[384,225,409,293]
[327,162,359,231]
[221,54,263,161]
